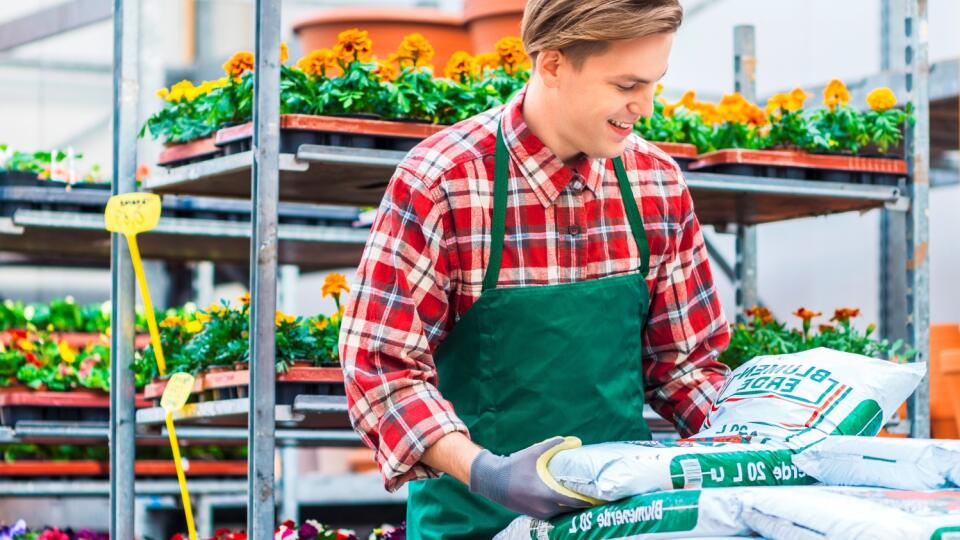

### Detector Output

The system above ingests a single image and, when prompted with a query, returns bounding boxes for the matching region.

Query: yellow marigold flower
[239,293,250,306]
[155,87,169,100]
[322,273,350,298]
[17,338,35,352]
[474,52,500,74]
[159,316,183,328]
[275,311,297,327]
[207,303,225,315]
[334,28,373,64]
[655,83,664,96]
[167,80,198,102]
[822,78,850,111]
[719,93,750,123]
[280,42,289,64]
[397,32,435,67]
[59,341,77,364]
[867,87,897,111]
[444,51,477,82]
[184,320,204,333]
[223,51,255,79]
[765,93,789,116]
[195,312,211,324]
[495,36,528,73]
[784,87,807,111]
[297,48,338,78]
[373,60,399,83]
[314,318,329,331]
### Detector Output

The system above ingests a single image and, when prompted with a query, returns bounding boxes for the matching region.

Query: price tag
[104,192,161,235]
[161,373,195,412]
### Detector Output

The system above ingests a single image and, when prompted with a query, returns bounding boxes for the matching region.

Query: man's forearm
[420,431,484,486]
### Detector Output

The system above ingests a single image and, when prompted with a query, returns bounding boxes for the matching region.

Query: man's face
[549,33,674,159]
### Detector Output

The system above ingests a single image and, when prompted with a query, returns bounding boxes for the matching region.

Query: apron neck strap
[483,119,650,292]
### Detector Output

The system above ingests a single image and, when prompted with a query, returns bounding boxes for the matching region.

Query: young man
[339,0,730,537]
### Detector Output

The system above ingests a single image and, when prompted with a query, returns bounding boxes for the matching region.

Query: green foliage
[720,307,916,371]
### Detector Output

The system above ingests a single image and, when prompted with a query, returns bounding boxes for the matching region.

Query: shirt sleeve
[339,165,469,492]
[642,177,731,437]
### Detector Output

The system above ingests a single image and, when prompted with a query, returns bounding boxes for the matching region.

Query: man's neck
[521,82,582,164]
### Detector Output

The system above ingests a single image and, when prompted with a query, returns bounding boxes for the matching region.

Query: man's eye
[617,84,637,91]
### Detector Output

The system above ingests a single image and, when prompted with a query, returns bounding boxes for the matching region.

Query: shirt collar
[499,86,608,208]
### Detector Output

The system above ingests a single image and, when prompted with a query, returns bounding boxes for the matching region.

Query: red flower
[38,529,70,540]
[25,352,42,367]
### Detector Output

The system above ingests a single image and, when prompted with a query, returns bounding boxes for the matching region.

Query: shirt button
[567,225,581,236]
[571,180,584,192]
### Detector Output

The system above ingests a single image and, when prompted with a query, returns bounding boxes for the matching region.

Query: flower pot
[157,136,222,168]
[0,389,151,426]
[650,141,698,171]
[215,114,446,154]
[292,8,471,70]
[689,148,907,185]
[464,0,526,54]
[0,171,43,187]
[205,365,236,400]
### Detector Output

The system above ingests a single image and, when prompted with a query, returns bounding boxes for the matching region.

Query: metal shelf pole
[733,25,759,317]
[248,0,281,537]
[109,0,139,537]
[905,0,931,438]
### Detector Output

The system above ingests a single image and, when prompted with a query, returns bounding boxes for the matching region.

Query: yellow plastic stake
[105,194,197,540]
[162,373,199,540]
[104,193,166,375]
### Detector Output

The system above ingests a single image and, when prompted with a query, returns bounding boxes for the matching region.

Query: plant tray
[650,141,699,171]
[0,388,151,426]
[144,365,344,405]
[689,149,907,185]
[157,136,223,168]
[215,114,447,155]
[0,459,247,477]
[0,330,150,349]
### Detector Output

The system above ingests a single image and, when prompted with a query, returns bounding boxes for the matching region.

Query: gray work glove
[469,436,595,520]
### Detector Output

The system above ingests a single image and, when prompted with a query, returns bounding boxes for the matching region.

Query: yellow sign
[161,373,196,412]
[104,192,161,235]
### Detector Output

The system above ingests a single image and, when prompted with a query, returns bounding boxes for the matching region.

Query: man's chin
[583,141,629,160]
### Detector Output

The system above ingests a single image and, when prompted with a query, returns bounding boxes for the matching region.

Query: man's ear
[535,49,563,88]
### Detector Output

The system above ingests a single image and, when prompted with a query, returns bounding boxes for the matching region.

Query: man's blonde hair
[521,0,683,68]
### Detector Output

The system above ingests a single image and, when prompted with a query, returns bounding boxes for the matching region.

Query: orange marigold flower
[867,87,897,111]
[444,51,477,82]
[745,306,773,320]
[765,93,789,116]
[784,87,808,111]
[297,48,338,78]
[819,324,836,333]
[239,292,250,306]
[135,164,151,182]
[322,273,350,299]
[275,311,296,327]
[397,32,435,68]
[223,51,255,79]
[679,90,697,109]
[474,51,500,74]
[373,59,399,83]
[792,307,822,321]
[495,36,529,73]
[334,28,373,64]
[823,78,850,111]
[830,307,861,323]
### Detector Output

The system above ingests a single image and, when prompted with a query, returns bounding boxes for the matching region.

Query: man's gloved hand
[469,436,595,520]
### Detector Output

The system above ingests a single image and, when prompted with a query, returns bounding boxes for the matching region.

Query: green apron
[406,120,653,539]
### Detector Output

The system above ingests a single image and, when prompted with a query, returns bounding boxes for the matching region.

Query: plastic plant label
[104,192,161,235]
[161,373,195,412]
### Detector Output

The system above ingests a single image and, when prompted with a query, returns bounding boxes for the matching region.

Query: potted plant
[634,86,706,169]
[292,7,470,70]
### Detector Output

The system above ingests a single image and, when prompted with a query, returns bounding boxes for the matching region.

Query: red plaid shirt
[340,87,731,491]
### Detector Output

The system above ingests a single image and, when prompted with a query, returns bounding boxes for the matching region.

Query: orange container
[932,323,960,438]
[463,0,527,54]
[292,8,471,71]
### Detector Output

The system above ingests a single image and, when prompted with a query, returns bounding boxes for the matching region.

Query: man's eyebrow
[611,67,669,84]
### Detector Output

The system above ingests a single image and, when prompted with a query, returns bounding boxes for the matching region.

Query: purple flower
[383,523,406,540]
[297,521,318,540]
[0,520,27,540]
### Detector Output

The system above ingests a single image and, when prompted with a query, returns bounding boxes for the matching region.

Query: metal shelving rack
[108,1,933,538]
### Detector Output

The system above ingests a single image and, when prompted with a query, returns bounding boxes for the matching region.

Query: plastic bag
[697,348,925,445]
[738,486,960,539]
[494,488,750,540]
[549,438,815,502]
[795,436,960,491]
